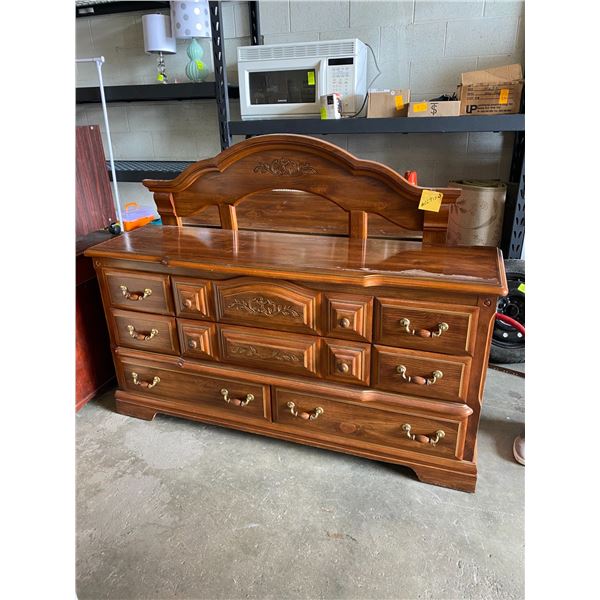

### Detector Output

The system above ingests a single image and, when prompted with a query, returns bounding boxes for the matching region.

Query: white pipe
[76,56,124,229]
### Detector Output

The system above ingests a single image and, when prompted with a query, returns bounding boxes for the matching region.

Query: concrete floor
[76,366,524,600]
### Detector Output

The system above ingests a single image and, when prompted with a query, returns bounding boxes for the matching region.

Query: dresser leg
[115,399,157,421]
[411,464,477,493]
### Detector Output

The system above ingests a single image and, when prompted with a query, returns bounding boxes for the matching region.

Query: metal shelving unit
[229,114,524,136]
[76,1,170,18]
[76,82,239,104]
[77,0,525,259]
[106,160,194,182]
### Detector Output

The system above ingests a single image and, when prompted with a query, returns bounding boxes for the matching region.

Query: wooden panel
[373,345,471,403]
[76,125,116,236]
[322,339,370,386]
[218,324,320,378]
[111,309,179,355]
[76,257,114,410]
[375,297,479,355]
[272,388,464,460]
[172,276,213,319]
[214,277,320,335]
[182,190,421,239]
[178,319,218,361]
[86,227,508,296]
[324,293,373,342]
[116,354,270,423]
[103,268,173,315]
[143,135,462,242]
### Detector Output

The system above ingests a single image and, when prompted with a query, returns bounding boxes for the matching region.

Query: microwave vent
[238,40,360,62]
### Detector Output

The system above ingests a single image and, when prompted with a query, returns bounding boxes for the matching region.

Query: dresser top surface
[86,226,507,294]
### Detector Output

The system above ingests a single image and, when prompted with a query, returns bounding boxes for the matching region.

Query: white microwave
[237,39,368,120]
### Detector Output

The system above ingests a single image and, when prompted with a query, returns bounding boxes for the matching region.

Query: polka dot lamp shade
[170,0,211,39]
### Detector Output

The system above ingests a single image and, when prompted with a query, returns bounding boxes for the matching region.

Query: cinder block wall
[75,0,524,215]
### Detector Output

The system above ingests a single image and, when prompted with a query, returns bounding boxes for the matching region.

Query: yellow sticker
[412,102,428,113]
[307,71,315,85]
[394,95,404,110]
[195,59,205,70]
[499,88,509,104]
[320,106,327,120]
[518,283,525,294]
[418,189,443,212]
[156,73,164,82]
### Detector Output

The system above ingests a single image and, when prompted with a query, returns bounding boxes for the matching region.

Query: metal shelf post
[209,0,231,150]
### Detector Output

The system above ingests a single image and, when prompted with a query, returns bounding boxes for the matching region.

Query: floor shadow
[479,415,524,463]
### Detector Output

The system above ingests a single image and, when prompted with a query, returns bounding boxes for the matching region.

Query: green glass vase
[185,38,208,82]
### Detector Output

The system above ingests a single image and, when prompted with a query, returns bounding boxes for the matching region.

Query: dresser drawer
[112,309,179,355]
[117,356,270,423]
[322,339,370,386]
[273,388,465,460]
[104,269,173,315]
[373,346,471,403]
[374,298,479,355]
[218,324,320,378]
[178,319,218,361]
[324,293,373,342]
[172,277,213,320]
[214,277,320,335]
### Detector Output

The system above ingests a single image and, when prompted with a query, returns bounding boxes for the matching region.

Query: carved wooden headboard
[143,134,461,244]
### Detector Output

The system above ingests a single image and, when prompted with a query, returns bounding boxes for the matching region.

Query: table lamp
[142,13,176,84]
[170,0,211,82]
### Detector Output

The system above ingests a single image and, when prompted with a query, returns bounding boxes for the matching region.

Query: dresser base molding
[114,388,478,492]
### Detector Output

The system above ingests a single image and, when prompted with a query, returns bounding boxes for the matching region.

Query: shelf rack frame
[77,0,524,259]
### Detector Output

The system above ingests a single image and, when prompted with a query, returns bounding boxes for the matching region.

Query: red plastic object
[495,312,525,336]
[404,170,418,185]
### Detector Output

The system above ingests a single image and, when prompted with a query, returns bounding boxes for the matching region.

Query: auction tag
[518,283,525,294]
[394,94,404,110]
[156,73,164,82]
[418,189,443,212]
[499,88,509,104]
[195,60,205,70]
[307,71,315,85]
[412,102,428,113]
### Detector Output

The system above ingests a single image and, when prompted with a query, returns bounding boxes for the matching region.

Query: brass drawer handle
[188,339,198,349]
[337,362,350,374]
[339,317,351,328]
[131,372,160,389]
[120,285,152,301]
[183,298,193,309]
[287,401,324,421]
[396,365,443,385]
[127,325,158,341]
[399,318,448,338]
[402,423,445,447]
[221,388,254,407]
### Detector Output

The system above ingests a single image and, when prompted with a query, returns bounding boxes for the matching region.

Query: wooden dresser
[86,135,507,492]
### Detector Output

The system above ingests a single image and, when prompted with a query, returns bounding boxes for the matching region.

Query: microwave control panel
[327,58,356,113]
[326,53,367,115]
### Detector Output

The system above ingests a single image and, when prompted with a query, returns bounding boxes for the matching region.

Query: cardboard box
[407,100,461,117]
[367,89,410,118]
[457,64,523,115]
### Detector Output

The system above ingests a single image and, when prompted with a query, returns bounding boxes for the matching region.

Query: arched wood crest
[143,134,462,244]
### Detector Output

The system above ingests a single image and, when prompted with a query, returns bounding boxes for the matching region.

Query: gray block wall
[75,0,524,216]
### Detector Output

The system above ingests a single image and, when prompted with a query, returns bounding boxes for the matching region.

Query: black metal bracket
[501,131,525,259]
[76,2,169,18]
[249,1,262,45]
[209,0,232,150]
